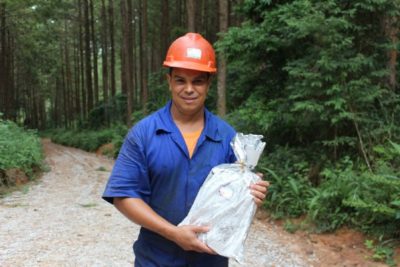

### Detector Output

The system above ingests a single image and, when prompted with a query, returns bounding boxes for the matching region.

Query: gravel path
[0,139,312,267]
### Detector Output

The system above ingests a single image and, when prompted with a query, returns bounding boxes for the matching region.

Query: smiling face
[167,68,211,120]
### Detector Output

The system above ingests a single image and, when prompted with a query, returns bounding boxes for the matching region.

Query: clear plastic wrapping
[179,133,266,263]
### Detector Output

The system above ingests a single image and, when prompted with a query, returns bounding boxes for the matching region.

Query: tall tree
[187,0,195,32]
[217,0,228,116]
[120,0,134,125]
[108,0,116,97]
[0,2,15,120]
[78,0,87,118]
[84,0,93,112]
[140,0,148,112]
[384,15,398,91]
[161,0,170,60]
[73,28,81,122]
[101,0,109,125]
[90,0,99,104]
[63,19,73,127]
[0,3,8,118]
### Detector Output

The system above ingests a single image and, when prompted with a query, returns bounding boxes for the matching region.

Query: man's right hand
[168,225,216,254]
[113,198,215,254]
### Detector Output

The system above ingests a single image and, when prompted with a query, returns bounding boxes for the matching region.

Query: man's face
[167,68,211,117]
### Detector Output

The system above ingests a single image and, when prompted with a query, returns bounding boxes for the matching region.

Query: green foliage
[305,145,399,235]
[365,239,397,267]
[0,120,43,184]
[283,219,302,233]
[147,70,171,113]
[96,166,108,172]
[86,94,129,129]
[258,147,317,218]
[79,203,98,208]
[219,0,400,241]
[48,124,127,157]
[220,0,400,156]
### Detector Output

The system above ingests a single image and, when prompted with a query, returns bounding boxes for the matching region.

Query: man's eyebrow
[194,74,208,80]
[173,74,209,80]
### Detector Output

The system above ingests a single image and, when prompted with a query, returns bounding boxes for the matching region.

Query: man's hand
[250,173,270,207]
[169,225,216,254]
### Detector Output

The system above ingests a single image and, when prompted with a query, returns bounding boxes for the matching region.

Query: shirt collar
[155,100,222,142]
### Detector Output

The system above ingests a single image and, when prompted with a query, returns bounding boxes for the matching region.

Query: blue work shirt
[102,100,236,266]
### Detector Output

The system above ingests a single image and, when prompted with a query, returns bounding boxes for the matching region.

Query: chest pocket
[191,139,226,176]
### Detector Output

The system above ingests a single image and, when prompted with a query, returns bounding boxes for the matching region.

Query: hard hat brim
[163,61,217,73]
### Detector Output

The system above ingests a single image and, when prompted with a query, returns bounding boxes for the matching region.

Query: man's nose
[185,82,194,93]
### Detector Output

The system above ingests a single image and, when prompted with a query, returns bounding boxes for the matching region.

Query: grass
[79,203,98,208]
[95,166,108,172]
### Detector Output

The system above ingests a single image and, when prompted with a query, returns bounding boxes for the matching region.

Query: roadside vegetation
[45,123,128,159]
[0,119,44,196]
[219,1,400,265]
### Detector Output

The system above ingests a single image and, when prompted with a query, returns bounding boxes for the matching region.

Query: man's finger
[256,180,270,187]
[191,225,210,234]
[251,189,266,200]
[256,172,264,179]
[196,242,216,254]
[250,183,268,193]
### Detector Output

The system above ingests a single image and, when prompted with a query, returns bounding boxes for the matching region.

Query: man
[102,32,269,266]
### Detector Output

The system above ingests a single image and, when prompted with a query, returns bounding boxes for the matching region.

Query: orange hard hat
[163,32,217,73]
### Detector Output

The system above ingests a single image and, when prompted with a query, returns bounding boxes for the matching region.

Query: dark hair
[169,68,211,79]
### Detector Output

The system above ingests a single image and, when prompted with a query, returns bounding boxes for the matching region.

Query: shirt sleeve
[102,125,151,204]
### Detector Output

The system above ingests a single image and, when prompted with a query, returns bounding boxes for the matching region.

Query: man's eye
[193,79,205,85]
[175,79,184,84]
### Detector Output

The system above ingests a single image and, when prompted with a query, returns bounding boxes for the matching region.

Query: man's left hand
[250,173,270,207]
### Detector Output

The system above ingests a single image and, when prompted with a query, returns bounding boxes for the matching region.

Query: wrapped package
[179,133,266,263]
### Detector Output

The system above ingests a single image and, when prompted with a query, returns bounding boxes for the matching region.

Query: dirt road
[0,139,390,266]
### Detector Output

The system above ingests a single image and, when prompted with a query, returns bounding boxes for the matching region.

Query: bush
[47,124,128,157]
[0,120,43,185]
[257,146,318,218]
[259,148,400,238]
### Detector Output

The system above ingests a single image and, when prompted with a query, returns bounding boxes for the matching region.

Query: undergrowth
[0,119,44,190]
[44,124,128,158]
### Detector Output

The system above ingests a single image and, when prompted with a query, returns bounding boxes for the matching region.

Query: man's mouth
[182,97,197,104]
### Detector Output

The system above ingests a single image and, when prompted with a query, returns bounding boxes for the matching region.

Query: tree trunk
[10,34,16,121]
[132,1,138,107]
[108,0,116,97]
[0,4,3,118]
[187,0,195,32]
[217,0,228,116]
[64,19,73,127]
[0,3,9,119]
[140,0,148,112]
[101,0,109,125]
[127,0,134,123]
[384,15,398,91]
[120,0,133,125]
[55,76,62,127]
[73,34,81,123]
[127,0,134,93]
[84,0,93,112]
[78,0,87,119]
[63,68,67,128]
[161,0,169,65]
[90,0,99,105]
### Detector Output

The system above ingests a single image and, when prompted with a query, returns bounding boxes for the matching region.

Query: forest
[0,0,399,265]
